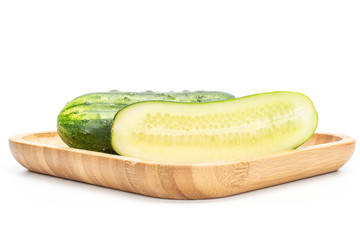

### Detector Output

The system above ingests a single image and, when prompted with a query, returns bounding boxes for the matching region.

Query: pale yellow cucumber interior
[111,92,318,163]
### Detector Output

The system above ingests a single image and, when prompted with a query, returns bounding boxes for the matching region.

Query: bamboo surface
[9,132,355,199]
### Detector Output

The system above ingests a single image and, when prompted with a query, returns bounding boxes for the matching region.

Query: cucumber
[111,91,318,163]
[57,90,235,154]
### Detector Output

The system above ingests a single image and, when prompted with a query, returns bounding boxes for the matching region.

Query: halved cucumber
[111,91,318,163]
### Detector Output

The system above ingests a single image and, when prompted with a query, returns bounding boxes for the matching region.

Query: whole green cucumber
[57,90,235,154]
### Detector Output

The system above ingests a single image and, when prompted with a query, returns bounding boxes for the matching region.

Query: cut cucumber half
[111,91,318,163]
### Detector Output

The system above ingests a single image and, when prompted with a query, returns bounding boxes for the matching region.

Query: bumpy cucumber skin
[111,91,318,162]
[57,90,235,154]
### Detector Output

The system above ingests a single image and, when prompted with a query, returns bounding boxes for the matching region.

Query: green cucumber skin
[57,90,235,154]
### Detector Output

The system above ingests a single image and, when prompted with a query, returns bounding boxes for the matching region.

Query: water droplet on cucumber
[196,95,205,102]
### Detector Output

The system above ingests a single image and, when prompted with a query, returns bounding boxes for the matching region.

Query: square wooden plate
[9,132,355,199]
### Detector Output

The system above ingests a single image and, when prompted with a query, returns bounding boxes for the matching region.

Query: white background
[1,1,359,239]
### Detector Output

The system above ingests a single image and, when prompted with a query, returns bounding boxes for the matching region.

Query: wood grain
[9,132,355,199]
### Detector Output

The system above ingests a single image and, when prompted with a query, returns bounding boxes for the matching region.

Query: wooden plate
[9,132,355,199]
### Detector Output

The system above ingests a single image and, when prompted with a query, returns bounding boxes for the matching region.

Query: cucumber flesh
[111,91,318,163]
